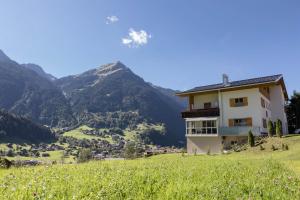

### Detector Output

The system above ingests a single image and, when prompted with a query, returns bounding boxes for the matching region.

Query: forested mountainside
[55,62,185,145]
[0,50,185,145]
[0,50,75,127]
[0,109,54,142]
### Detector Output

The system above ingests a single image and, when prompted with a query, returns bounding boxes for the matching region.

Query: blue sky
[0,0,299,95]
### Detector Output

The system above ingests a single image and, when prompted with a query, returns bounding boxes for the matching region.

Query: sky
[0,0,299,95]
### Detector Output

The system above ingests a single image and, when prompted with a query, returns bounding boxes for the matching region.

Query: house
[176,74,288,154]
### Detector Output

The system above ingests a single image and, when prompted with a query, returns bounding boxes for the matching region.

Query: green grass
[1,135,300,199]
[62,125,113,143]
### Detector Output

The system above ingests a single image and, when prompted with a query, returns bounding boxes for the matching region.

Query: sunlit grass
[1,135,300,199]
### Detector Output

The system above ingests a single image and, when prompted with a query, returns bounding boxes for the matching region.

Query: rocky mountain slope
[22,63,56,81]
[0,50,75,127]
[0,50,185,145]
[55,62,185,145]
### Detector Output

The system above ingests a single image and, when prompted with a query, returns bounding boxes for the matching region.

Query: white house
[176,74,288,154]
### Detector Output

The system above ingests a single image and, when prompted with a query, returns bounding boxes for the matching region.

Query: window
[229,118,252,127]
[261,98,265,108]
[234,119,247,126]
[230,97,248,107]
[186,120,217,135]
[263,118,267,128]
[204,102,212,109]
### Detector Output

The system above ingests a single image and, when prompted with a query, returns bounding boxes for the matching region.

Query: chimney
[223,74,230,86]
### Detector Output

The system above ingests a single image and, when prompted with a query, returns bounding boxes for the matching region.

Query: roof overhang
[176,76,288,101]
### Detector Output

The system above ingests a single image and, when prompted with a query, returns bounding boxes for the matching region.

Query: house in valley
[176,74,288,154]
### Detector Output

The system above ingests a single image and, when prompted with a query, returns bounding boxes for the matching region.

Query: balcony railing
[219,126,261,136]
[181,107,220,118]
[185,126,261,136]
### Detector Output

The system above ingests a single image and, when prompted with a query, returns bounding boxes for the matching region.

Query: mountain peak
[0,49,11,62]
[93,61,130,77]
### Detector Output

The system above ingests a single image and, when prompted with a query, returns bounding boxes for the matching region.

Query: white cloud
[106,16,119,24]
[122,28,151,48]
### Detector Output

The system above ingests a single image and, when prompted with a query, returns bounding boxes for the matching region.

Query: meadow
[1,135,300,199]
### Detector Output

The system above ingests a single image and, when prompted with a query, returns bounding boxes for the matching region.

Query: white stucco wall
[187,136,222,154]
[193,93,219,109]
[219,88,262,128]
[270,85,288,134]
[259,95,271,133]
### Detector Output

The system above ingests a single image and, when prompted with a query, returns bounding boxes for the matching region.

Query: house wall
[187,136,222,154]
[193,93,219,109]
[259,94,271,133]
[219,88,262,128]
[269,85,288,134]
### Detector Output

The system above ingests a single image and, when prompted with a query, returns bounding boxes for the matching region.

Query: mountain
[151,84,187,108]
[0,49,185,146]
[55,62,185,145]
[22,63,56,81]
[0,50,75,127]
[0,49,11,62]
[0,110,54,143]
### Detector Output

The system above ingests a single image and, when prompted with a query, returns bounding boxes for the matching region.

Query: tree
[124,142,137,159]
[267,120,274,137]
[276,119,283,138]
[286,91,300,133]
[248,130,255,147]
[77,148,92,163]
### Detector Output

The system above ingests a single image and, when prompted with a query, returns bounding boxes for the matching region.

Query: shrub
[0,157,12,169]
[77,148,92,163]
[276,119,283,138]
[124,142,137,159]
[271,145,277,151]
[285,144,289,151]
[6,149,15,157]
[282,144,289,151]
[248,130,255,147]
[206,147,211,155]
[267,120,274,137]
[260,145,265,151]
[42,153,50,157]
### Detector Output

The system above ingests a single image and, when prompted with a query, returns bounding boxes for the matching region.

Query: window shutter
[243,97,248,106]
[229,119,234,127]
[230,99,235,107]
[246,118,252,126]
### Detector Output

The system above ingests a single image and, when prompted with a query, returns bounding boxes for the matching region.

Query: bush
[42,153,50,157]
[0,157,12,169]
[124,142,137,159]
[276,119,283,138]
[271,145,277,151]
[260,145,265,151]
[248,130,255,147]
[77,148,92,163]
[267,120,274,137]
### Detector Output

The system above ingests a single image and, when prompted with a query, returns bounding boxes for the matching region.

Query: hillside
[0,50,185,146]
[55,62,185,145]
[1,135,300,199]
[0,50,75,127]
[0,110,54,143]
[22,63,56,81]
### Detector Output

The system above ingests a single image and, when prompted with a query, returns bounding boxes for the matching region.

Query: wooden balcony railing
[181,107,220,118]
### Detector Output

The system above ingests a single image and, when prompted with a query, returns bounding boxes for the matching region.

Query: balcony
[181,107,220,118]
[186,126,261,137]
[219,126,261,136]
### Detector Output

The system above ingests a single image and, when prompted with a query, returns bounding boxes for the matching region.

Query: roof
[176,74,288,99]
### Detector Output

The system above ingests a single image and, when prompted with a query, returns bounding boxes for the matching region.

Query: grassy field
[63,125,114,143]
[1,135,300,199]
